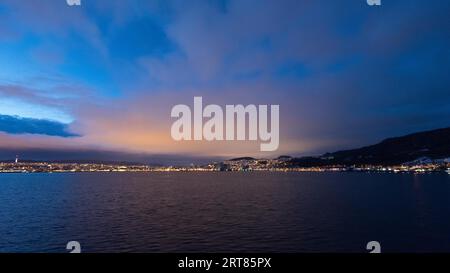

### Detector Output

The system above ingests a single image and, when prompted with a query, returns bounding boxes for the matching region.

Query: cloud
[0,0,108,56]
[0,115,80,137]
[0,0,449,158]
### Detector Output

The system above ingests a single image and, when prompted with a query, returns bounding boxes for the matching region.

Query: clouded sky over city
[0,0,449,160]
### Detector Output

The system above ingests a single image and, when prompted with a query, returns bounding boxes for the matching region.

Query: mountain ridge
[285,127,450,167]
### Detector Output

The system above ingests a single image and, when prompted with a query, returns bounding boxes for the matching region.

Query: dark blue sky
[0,0,449,158]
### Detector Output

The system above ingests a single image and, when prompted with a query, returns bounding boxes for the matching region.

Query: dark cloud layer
[0,115,79,137]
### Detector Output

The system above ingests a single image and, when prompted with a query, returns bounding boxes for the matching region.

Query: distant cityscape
[1,155,449,174]
[2,127,449,174]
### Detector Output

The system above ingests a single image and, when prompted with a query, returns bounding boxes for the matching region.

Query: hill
[288,127,450,167]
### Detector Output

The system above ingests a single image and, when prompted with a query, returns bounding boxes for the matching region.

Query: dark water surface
[0,172,449,253]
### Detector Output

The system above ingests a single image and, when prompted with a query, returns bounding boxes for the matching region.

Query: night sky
[0,0,449,160]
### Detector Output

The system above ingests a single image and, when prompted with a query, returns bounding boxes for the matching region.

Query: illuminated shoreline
[1,162,448,174]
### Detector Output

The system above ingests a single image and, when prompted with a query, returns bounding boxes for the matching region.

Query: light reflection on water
[0,172,449,253]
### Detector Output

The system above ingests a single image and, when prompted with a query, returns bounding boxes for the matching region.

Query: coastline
[1,165,448,175]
